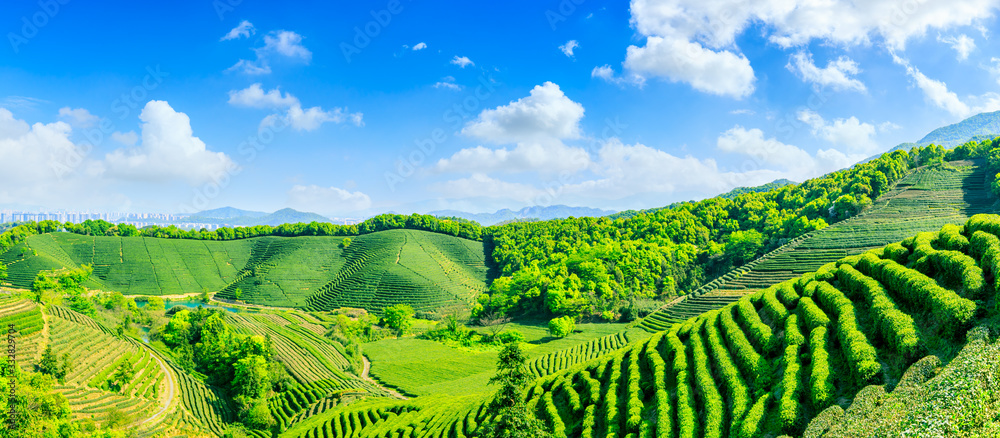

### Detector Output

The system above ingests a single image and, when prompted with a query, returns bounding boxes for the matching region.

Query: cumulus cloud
[228,83,364,131]
[412,42,427,50]
[625,36,755,98]
[559,40,579,57]
[434,142,591,175]
[221,20,255,41]
[57,107,99,128]
[618,0,1000,97]
[103,101,236,184]
[716,126,859,181]
[938,34,976,61]
[450,56,474,68]
[461,82,584,143]
[227,30,312,75]
[797,110,881,154]
[786,52,866,93]
[287,185,372,214]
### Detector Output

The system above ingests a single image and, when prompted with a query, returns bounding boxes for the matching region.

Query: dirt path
[136,345,178,427]
[361,355,407,400]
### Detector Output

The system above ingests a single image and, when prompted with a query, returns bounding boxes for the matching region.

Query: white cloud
[731,109,755,116]
[111,131,138,146]
[619,0,1000,97]
[412,42,427,50]
[786,52,866,93]
[228,83,364,131]
[287,185,371,214]
[938,34,976,61]
[590,65,646,87]
[103,101,236,184]
[559,40,579,57]
[630,0,1000,51]
[432,174,544,203]
[892,53,972,117]
[797,110,880,154]
[57,107,99,128]
[434,142,591,175]
[461,82,584,143]
[450,56,474,68]
[716,126,860,181]
[433,76,462,90]
[227,30,312,74]
[221,20,255,41]
[624,36,755,98]
[227,83,298,108]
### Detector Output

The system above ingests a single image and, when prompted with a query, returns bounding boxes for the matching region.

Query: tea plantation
[1,228,487,314]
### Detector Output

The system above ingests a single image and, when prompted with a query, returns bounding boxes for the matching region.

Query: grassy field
[1,229,488,314]
[363,322,640,397]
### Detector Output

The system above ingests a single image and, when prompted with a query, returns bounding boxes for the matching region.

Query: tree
[382,304,414,336]
[234,288,243,301]
[146,296,165,312]
[233,355,270,399]
[111,359,134,393]
[57,353,72,382]
[37,345,58,376]
[479,343,551,438]
[339,237,352,249]
[726,229,764,265]
[547,315,575,338]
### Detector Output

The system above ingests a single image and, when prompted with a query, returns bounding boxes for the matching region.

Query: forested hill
[476,140,1000,320]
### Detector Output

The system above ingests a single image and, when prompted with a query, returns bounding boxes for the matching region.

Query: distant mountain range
[867,110,1000,161]
[429,205,617,226]
[179,207,331,226]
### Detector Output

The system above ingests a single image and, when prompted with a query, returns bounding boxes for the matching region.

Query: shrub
[763,286,790,321]
[971,230,1000,289]
[814,282,881,382]
[836,265,920,357]
[668,330,698,438]
[784,314,805,346]
[737,393,771,438]
[883,242,909,264]
[777,281,800,307]
[736,299,777,353]
[548,316,575,338]
[799,296,830,330]
[719,305,770,389]
[704,311,750,429]
[856,253,976,336]
[689,324,723,438]
[937,224,969,252]
[779,344,802,431]
[808,327,833,408]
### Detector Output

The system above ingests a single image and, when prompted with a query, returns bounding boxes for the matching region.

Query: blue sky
[2,0,1000,217]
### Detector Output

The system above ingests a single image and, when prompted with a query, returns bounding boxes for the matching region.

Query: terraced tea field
[639,161,994,333]
[1,229,488,314]
[509,218,993,438]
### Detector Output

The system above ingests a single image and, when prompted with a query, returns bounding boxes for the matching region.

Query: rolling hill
[1,229,487,314]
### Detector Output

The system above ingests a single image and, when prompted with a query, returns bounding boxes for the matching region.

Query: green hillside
[1,229,487,313]
[286,215,1000,438]
[638,159,993,332]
